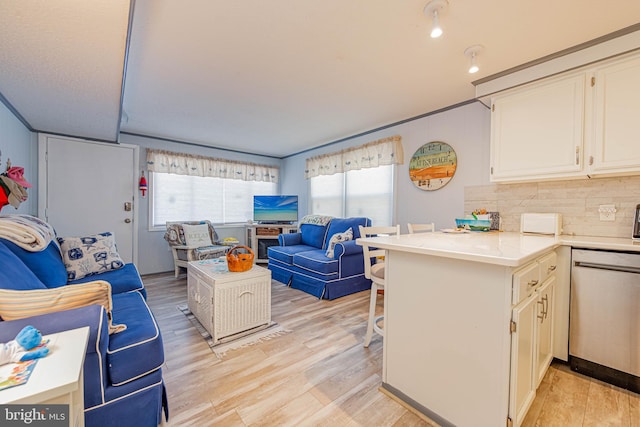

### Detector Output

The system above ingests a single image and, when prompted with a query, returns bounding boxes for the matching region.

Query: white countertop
[357,232,640,267]
[559,235,640,252]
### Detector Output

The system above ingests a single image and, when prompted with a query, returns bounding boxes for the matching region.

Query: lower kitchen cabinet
[509,253,557,427]
[509,292,538,427]
[535,276,555,387]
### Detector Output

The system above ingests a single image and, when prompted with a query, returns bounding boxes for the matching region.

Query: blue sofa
[267,216,371,300]
[0,238,167,426]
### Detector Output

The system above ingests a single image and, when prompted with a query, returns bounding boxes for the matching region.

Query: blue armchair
[267,216,371,300]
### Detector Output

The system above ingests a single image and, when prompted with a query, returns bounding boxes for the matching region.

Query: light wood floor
[143,272,639,426]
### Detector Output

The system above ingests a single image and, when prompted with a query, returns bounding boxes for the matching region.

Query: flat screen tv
[253,195,298,224]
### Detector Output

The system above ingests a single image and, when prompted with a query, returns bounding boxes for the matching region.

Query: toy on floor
[0,325,49,365]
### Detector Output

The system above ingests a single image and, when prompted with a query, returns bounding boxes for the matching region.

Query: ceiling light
[464,45,483,74]
[424,0,449,39]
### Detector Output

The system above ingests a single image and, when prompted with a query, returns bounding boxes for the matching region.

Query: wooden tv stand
[246,224,298,263]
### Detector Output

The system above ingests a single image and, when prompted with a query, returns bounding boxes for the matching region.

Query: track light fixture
[464,45,483,74]
[424,0,449,39]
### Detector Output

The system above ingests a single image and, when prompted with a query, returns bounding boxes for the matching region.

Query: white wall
[118,133,283,274]
[0,102,37,215]
[281,101,491,232]
[1,98,489,273]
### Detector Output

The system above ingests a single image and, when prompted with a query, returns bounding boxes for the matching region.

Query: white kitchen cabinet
[490,73,585,182]
[509,251,557,427]
[509,292,538,427]
[590,54,640,174]
[535,276,555,387]
[490,51,640,183]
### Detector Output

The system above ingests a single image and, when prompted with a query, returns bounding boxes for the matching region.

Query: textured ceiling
[0,0,130,142]
[2,1,640,157]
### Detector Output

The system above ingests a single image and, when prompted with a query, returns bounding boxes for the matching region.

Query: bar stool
[407,222,435,234]
[358,224,400,348]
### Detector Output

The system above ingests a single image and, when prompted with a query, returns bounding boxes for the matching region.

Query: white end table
[0,326,90,427]
[187,259,272,344]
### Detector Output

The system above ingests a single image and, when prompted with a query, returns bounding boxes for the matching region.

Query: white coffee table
[187,259,272,345]
[0,326,89,426]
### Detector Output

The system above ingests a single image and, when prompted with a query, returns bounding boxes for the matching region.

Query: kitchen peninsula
[357,231,562,427]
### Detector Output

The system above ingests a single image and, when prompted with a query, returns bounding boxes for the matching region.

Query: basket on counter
[226,245,255,272]
[455,218,491,231]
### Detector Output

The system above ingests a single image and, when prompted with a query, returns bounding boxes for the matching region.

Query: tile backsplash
[464,175,640,238]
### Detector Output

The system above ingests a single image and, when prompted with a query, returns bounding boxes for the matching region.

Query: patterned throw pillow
[57,232,125,281]
[0,280,126,334]
[325,227,353,258]
[182,223,212,247]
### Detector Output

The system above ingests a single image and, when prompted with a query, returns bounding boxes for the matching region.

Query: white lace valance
[304,135,403,179]
[146,149,279,183]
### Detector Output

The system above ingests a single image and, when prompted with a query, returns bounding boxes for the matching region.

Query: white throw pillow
[57,232,124,280]
[182,223,212,247]
[325,227,353,258]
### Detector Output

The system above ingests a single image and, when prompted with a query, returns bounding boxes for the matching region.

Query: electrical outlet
[598,204,616,221]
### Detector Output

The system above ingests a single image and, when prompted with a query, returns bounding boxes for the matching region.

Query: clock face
[409,141,457,191]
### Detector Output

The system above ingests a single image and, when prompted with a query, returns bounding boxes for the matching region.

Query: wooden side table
[0,327,90,427]
[187,259,272,344]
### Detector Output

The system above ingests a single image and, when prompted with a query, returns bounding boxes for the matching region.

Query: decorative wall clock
[409,141,457,191]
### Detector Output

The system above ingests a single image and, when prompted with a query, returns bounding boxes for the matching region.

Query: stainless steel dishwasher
[570,248,640,393]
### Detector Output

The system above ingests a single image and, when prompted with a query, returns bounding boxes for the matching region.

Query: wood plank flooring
[143,272,639,426]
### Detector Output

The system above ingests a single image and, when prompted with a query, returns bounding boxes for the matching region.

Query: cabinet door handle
[548,265,557,272]
[575,146,580,165]
[543,294,549,319]
[238,290,254,298]
[527,279,539,288]
[537,300,545,321]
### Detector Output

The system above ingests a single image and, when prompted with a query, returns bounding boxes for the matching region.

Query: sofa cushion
[268,244,316,266]
[323,217,369,250]
[293,249,339,277]
[0,280,125,334]
[69,263,144,295]
[107,292,164,386]
[300,223,329,249]
[0,241,47,290]
[57,232,125,281]
[1,239,68,288]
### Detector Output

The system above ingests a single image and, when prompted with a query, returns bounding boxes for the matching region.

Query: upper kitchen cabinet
[489,51,640,183]
[490,73,585,182]
[590,54,640,174]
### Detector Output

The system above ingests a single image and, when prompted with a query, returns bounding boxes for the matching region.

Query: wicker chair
[164,220,230,277]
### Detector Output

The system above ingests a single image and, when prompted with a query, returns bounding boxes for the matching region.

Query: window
[309,165,394,225]
[150,172,277,227]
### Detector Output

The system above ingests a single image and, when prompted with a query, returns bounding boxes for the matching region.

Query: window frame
[148,171,278,231]
[307,164,396,226]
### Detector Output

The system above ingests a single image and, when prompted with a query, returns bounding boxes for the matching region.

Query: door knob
[124,218,132,224]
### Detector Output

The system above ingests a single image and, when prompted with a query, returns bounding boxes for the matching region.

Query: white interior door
[38,135,138,264]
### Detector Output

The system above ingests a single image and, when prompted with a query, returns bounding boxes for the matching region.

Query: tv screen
[253,195,298,223]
